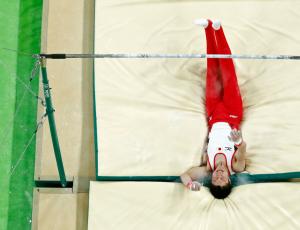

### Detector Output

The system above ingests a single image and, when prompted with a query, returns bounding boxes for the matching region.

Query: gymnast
[180,19,247,199]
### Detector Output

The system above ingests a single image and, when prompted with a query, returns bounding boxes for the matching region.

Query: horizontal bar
[34,53,300,60]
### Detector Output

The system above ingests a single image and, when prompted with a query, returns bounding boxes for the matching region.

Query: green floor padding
[0,0,42,229]
[0,2,19,229]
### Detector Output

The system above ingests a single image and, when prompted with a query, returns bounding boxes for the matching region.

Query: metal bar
[34,53,300,60]
[40,57,67,187]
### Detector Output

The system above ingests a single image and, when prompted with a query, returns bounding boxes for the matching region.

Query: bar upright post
[40,57,67,187]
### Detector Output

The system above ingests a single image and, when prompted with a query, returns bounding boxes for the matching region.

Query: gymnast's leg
[213,22,243,128]
[204,19,223,127]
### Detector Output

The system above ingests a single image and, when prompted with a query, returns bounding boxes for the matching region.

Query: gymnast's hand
[187,181,202,191]
[228,128,243,146]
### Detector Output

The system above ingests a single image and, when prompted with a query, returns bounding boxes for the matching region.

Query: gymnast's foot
[194,18,208,28]
[212,19,221,30]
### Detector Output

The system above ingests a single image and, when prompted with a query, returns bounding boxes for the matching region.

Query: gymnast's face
[211,167,230,186]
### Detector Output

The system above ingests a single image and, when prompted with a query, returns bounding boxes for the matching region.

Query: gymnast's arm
[229,128,247,172]
[234,141,247,172]
[180,163,209,191]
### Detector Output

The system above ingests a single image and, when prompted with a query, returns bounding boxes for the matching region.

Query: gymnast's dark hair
[209,181,232,199]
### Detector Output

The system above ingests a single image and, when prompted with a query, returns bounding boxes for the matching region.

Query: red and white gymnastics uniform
[203,20,243,174]
[207,122,237,175]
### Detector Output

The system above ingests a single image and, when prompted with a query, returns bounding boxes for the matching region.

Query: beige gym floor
[33,0,94,229]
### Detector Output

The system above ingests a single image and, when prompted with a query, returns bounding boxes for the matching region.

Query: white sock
[194,18,208,28]
[212,19,221,30]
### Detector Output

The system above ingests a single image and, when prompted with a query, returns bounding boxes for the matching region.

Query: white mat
[94,0,300,177]
[88,181,300,230]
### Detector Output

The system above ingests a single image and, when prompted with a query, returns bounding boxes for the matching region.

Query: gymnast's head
[209,166,232,199]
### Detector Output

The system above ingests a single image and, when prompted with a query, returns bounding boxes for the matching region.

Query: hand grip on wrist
[187,181,202,191]
[228,129,243,146]
[186,180,193,190]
